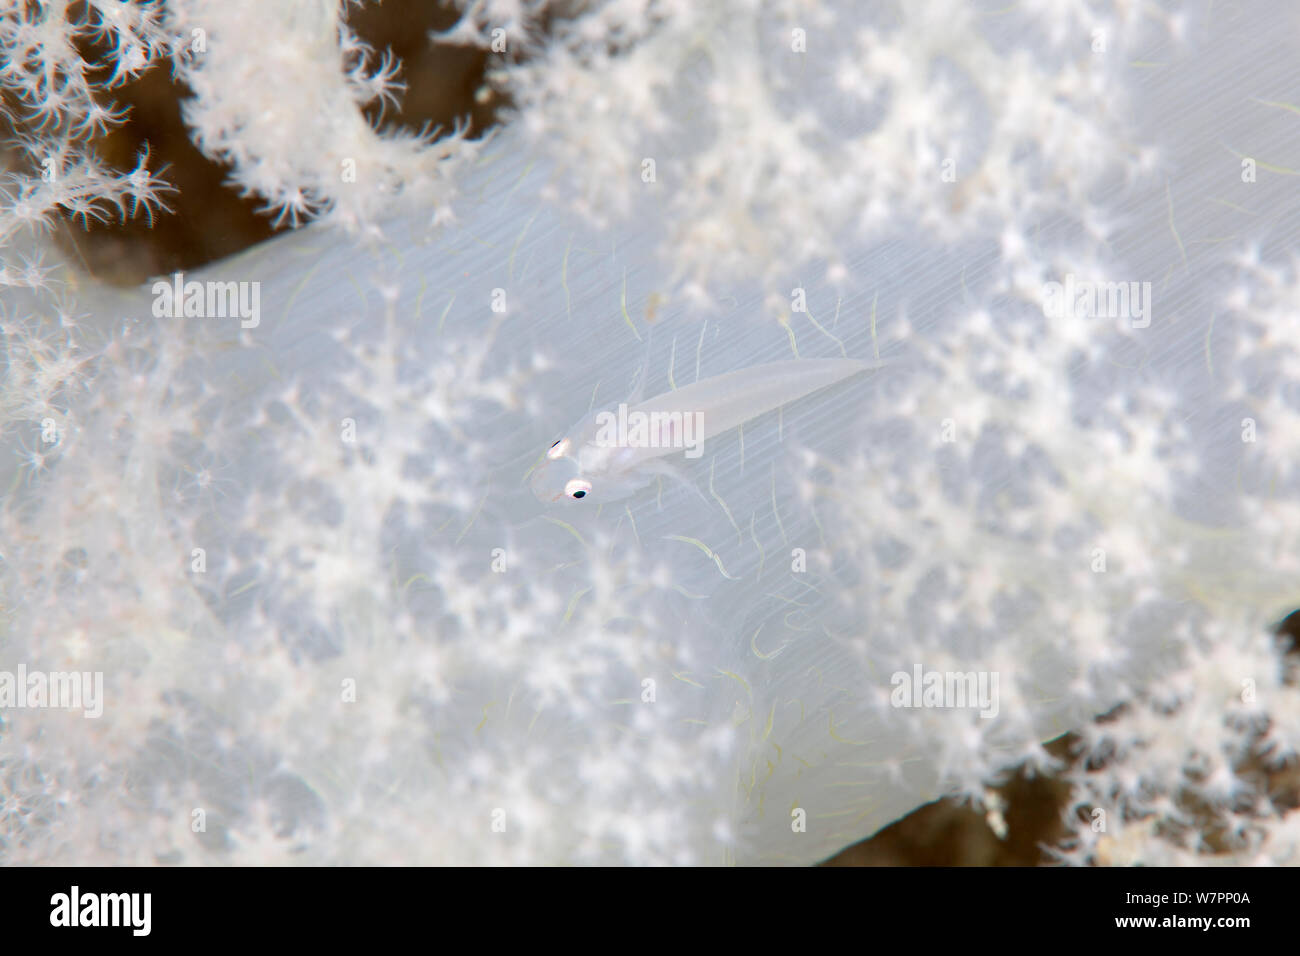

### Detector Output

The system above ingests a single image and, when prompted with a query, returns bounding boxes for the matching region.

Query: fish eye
[564,478,592,500]
[547,438,571,460]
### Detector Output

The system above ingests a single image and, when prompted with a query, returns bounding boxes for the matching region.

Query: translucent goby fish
[530,358,882,505]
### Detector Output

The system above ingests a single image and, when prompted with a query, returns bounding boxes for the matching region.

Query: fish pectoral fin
[635,457,708,506]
